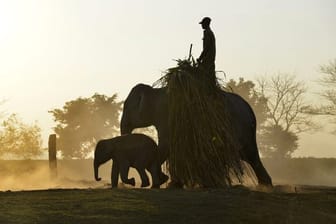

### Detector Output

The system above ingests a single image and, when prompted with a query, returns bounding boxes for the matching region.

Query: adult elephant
[120,83,272,186]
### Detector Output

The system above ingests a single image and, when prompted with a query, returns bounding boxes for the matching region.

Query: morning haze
[0,0,335,157]
[1,1,336,223]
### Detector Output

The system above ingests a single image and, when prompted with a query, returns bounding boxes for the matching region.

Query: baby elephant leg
[149,164,169,188]
[135,167,150,188]
[111,162,119,188]
[119,162,135,186]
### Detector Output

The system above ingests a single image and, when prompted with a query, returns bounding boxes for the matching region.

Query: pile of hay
[155,59,245,187]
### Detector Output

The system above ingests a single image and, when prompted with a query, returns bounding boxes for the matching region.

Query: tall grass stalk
[155,59,245,187]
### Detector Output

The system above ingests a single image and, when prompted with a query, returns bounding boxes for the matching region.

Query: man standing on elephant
[197,17,216,87]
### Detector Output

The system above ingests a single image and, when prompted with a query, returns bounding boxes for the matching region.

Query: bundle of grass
[155,59,245,187]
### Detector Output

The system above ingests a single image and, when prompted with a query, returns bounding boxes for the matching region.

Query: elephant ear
[138,92,146,114]
[138,87,151,116]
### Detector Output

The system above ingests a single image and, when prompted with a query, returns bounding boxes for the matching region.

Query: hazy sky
[0,0,335,157]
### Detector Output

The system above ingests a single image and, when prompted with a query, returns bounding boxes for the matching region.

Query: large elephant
[120,84,272,186]
[94,133,168,188]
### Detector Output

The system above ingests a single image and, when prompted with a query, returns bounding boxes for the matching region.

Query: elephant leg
[167,179,184,188]
[158,161,181,188]
[157,143,182,188]
[148,164,168,188]
[135,167,150,188]
[111,162,119,188]
[160,171,169,185]
[119,161,135,186]
[166,163,183,188]
[148,165,160,188]
[167,177,183,189]
[244,144,272,187]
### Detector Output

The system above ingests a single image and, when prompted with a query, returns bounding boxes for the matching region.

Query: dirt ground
[0,159,335,223]
[0,185,335,224]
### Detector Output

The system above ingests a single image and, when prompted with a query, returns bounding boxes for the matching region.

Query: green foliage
[0,114,43,159]
[49,93,122,159]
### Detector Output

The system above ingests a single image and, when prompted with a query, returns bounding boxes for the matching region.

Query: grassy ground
[0,186,335,224]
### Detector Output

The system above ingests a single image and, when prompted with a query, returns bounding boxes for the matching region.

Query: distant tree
[258,125,298,158]
[302,60,336,116]
[256,74,313,158]
[257,74,314,133]
[0,114,43,159]
[49,93,122,159]
[302,59,336,133]
[226,78,269,127]
[0,99,6,119]
[319,59,336,115]
[315,59,336,133]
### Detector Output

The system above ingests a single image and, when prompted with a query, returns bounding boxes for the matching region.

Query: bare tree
[319,59,336,115]
[257,74,313,133]
[256,74,314,158]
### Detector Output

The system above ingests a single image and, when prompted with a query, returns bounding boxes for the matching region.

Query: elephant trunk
[94,160,101,181]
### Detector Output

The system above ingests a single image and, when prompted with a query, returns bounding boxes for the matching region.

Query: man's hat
[199,17,211,25]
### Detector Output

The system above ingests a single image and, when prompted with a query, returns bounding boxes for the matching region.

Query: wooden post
[48,134,57,179]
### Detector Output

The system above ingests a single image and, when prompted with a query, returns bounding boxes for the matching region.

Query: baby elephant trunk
[94,160,101,181]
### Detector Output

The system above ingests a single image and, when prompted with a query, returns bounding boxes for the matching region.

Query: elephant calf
[94,133,169,188]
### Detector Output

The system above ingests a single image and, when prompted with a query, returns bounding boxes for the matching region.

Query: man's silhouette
[197,17,216,86]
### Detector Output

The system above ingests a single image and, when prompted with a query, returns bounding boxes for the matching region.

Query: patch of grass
[0,186,335,224]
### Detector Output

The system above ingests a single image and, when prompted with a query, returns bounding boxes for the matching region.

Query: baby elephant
[94,133,168,188]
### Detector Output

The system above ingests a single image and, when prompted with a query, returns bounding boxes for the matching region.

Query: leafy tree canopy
[0,114,43,159]
[49,93,122,159]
